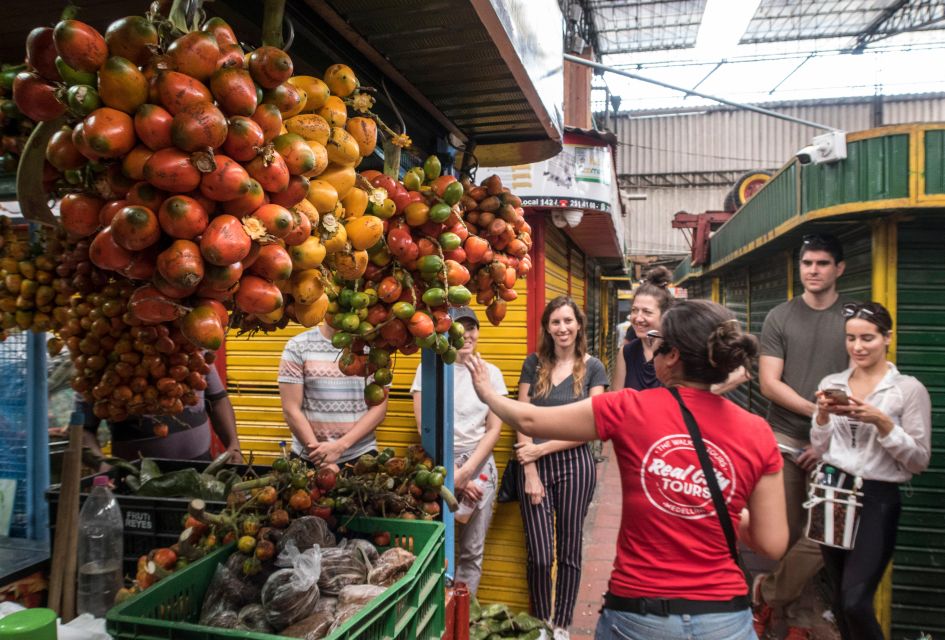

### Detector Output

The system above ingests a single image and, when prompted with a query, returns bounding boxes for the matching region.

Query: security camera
[795,131,847,165]
[796,145,818,165]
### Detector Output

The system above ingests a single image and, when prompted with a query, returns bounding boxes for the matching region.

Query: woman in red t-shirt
[466,300,788,640]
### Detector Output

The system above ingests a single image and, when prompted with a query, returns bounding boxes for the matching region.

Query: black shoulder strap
[668,386,752,592]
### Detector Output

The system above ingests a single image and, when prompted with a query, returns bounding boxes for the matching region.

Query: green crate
[106,517,445,640]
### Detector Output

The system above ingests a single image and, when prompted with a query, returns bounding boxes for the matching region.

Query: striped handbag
[804,463,864,550]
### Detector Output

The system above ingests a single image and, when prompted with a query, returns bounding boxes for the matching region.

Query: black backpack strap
[667,386,752,593]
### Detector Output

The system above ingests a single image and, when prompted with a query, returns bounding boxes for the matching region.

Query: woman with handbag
[514,296,609,640]
[811,302,931,640]
[466,300,788,640]
[611,266,674,392]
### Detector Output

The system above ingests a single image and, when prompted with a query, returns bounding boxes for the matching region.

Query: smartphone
[778,443,804,460]
[823,388,850,404]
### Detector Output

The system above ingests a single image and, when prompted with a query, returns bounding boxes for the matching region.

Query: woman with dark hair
[467,300,788,640]
[811,302,930,640]
[611,266,674,391]
[514,296,609,640]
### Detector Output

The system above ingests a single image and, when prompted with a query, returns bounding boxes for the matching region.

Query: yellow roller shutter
[570,248,586,307]
[545,225,569,302]
[226,283,531,610]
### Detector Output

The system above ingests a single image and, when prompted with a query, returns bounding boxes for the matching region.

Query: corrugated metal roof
[612,93,945,175]
[621,185,727,257]
[613,103,872,175]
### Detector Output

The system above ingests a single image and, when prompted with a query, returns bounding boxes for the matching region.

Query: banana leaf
[469,594,482,622]
[480,603,512,620]
[139,458,163,485]
[511,612,546,632]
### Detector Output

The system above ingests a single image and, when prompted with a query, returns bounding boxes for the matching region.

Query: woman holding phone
[468,300,788,640]
[811,302,931,640]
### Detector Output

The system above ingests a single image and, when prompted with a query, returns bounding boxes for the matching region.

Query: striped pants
[518,443,597,628]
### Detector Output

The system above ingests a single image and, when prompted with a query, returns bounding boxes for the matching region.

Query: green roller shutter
[891,218,945,640]
[684,278,709,300]
[748,256,789,416]
[721,266,749,410]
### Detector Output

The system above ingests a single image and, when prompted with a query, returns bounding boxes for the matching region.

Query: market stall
[0,0,566,636]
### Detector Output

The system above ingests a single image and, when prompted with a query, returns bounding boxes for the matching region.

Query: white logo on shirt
[641,435,737,520]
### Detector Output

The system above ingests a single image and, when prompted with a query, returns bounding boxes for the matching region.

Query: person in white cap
[410,306,507,595]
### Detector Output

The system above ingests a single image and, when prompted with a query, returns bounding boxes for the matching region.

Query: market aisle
[570,441,621,639]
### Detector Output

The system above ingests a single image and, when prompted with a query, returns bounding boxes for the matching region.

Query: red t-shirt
[592,386,782,600]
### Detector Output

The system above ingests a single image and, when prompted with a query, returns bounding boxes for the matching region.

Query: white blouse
[810,363,931,483]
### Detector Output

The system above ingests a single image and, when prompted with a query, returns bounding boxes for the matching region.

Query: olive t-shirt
[760,295,850,440]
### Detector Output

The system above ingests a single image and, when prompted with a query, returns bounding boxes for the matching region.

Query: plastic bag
[367,546,415,587]
[347,538,380,565]
[235,603,274,633]
[198,562,253,627]
[261,541,322,631]
[318,539,375,596]
[281,596,338,640]
[329,585,386,634]
[278,516,336,552]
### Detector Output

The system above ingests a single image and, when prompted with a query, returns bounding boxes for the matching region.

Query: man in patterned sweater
[278,323,387,468]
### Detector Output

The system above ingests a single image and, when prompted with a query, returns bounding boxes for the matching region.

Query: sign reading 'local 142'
[489,144,614,213]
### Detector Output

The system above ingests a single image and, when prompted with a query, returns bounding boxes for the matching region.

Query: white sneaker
[553,627,570,640]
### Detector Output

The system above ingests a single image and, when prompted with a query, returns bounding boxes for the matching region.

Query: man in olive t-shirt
[756,234,849,637]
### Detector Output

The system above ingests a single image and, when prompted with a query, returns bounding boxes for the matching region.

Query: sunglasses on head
[645,329,673,356]
[842,302,875,319]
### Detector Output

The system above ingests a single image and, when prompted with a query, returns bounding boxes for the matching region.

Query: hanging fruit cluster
[12,1,532,412]
[0,218,60,340]
[9,8,369,408]
[0,64,35,174]
[314,160,532,406]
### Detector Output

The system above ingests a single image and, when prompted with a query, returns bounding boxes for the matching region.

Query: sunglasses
[842,303,875,319]
[646,330,673,356]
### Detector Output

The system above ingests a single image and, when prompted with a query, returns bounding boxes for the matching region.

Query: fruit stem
[382,139,401,180]
[262,0,286,48]
[232,474,275,491]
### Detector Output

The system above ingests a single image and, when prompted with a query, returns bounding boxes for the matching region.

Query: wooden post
[48,422,82,619]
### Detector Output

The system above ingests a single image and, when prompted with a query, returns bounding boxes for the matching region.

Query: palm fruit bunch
[0,63,36,174]
[12,1,531,412]
[0,218,59,340]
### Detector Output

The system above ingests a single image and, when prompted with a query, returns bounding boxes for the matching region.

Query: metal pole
[419,349,454,580]
[26,329,49,543]
[563,53,836,131]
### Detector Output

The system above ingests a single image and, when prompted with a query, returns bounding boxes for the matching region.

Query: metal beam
[850,0,945,52]
[768,53,814,95]
[688,60,725,97]
[619,170,762,189]
[565,53,837,131]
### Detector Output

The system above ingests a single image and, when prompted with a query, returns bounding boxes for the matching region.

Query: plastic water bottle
[77,475,124,617]
[454,473,489,524]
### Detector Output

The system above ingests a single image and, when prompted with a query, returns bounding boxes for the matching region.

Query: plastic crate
[46,459,269,577]
[106,517,446,640]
